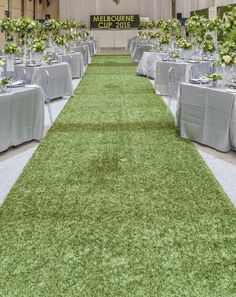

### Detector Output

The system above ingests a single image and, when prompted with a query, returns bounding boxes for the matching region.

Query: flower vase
[182,49,192,61]
[57,46,65,53]
[209,80,218,88]
[0,85,8,93]
[6,55,15,72]
[34,52,43,65]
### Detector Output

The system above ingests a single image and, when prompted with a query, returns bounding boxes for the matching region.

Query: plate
[7,80,24,88]
[26,63,42,67]
[187,60,200,63]
[226,88,236,93]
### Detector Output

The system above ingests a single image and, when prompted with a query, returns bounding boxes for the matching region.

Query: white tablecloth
[58,52,84,78]
[132,44,153,62]
[83,40,96,56]
[71,45,91,65]
[176,83,236,152]
[16,62,73,100]
[136,51,166,78]
[0,86,44,153]
[155,61,211,96]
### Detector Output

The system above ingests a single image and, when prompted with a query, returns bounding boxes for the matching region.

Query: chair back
[15,68,26,84]
[34,69,49,100]
[168,66,180,100]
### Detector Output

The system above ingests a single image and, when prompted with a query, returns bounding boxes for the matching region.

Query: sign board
[90,15,140,30]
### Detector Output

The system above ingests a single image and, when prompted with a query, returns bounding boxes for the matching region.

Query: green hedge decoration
[190,8,209,18]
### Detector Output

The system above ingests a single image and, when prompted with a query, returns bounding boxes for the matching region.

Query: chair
[168,66,180,112]
[15,68,26,84]
[34,69,53,125]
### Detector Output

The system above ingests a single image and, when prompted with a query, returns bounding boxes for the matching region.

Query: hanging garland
[113,0,120,4]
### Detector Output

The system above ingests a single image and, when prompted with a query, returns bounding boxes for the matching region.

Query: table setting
[0,17,96,152]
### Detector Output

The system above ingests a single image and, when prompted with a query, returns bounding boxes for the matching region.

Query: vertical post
[33,0,36,19]
[21,0,24,16]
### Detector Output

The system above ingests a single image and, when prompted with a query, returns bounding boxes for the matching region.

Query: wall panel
[59,0,172,23]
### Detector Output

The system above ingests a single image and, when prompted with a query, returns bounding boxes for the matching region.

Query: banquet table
[71,45,91,65]
[131,44,153,62]
[127,37,138,52]
[82,40,96,56]
[136,51,166,78]
[130,40,149,55]
[176,83,236,152]
[15,62,73,100]
[0,85,44,153]
[155,61,212,96]
[57,52,84,78]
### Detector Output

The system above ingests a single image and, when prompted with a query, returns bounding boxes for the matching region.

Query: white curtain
[59,0,172,23]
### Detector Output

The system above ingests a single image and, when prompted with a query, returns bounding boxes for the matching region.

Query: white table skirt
[16,62,73,100]
[136,51,166,78]
[58,52,84,78]
[71,45,91,65]
[176,83,236,152]
[83,41,96,56]
[0,86,44,153]
[155,61,211,96]
[132,44,153,62]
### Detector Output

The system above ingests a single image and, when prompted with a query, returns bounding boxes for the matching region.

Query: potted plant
[0,77,13,93]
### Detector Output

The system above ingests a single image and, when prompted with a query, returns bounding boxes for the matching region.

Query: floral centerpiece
[4,43,21,55]
[30,39,46,53]
[159,35,170,45]
[215,41,236,66]
[0,77,13,93]
[148,31,161,39]
[138,21,155,30]
[202,40,215,53]
[43,19,60,33]
[44,55,55,64]
[60,19,77,31]
[177,38,192,50]
[53,35,68,46]
[0,18,16,33]
[204,73,222,87]
[53,35,68,52]
[15,17,38,37]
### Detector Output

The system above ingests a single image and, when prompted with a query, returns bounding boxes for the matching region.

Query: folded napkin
[8,80,24,88]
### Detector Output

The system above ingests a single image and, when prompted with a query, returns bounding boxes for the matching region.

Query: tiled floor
[0,51,236,207]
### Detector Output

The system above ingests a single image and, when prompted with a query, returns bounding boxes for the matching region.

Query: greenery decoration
[0,76,13,86]
[43,19,60,33]
[53,35,68,46]
[202,40,216,53]
[0,56,235,296]
[159,35,170,45]
[204,73,222,81]
[30,39,46,53]
[215,41,236,66]
[60,19,77,30]
[0,18,16,33]
[15,17,38,36]
[4,43,21,55]
[177,38,193,50]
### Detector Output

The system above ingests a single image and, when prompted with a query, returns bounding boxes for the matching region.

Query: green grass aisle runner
[0,56,235,296]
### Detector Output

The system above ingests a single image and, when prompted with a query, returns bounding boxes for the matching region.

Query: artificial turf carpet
[0,56,236,297]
